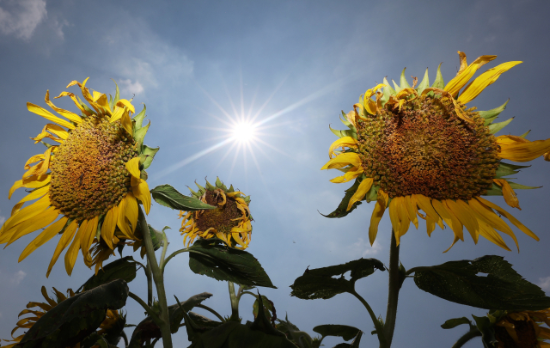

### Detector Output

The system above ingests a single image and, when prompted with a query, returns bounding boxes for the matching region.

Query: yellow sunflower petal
[432,199,464,241]
[443,235,461,253]
[477,221,511,251]
[132,179,151,215]
[80,216,98,267]
[328,137,358,158]
[19,217,68,262]
[329,167,364,183]
[16,185,49,205]
[122,193,139,238]
[368,196,387,246]
[116,195,133,239]
[493,179,521,209]
[26,103,75,130]
[101,207,118,250]
[458,61,522,104]
[404,195,419,229]
[116,99,135,114]
[54,91,92,116]
[8,180,23,200]
[467,198,518,249]
[125,157,141,179]
[415,194,443,228]
[496,136,550,162]
[1,194,51,234]
[46,219,78,277]
[476,197,539,241]
[446,199,479,243]
[44,90,83,124]
[347,178,373,211]
[396,197,411,238]
[23,154,45,170]
[65,221,85,276]
[444,54,497,97]
[22,174,50,188]
[120,110,133,136]
[6,207,59,246]
[321,152,362,170]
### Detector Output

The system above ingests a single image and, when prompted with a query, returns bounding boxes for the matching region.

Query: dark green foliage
[313,325,360,341]
[79,256,137,292]
[441,317,472,329]
[188,238,276,289]
[290,258,384,300]
[151,184,216,211]
[413,255,550,310]
[320,179,362,218]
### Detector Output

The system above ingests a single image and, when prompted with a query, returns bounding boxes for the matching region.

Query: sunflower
[322,52,550,251]
[0,78,155,276]
[1,285,124,348]
[179,178,252,249]
[494,309,550,348]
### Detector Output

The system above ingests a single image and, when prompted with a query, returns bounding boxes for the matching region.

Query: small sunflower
[322,52,550,251]
[179,178,252,249]
[0,78,156,276]
[1,285,124,348]
[495,309,550,348]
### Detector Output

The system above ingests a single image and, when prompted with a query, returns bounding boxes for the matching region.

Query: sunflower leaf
[413,255,550,310]
[139,145,159,170]
[478,99,509,121]
[313,324,360,341]
[320,179,362,218]
[151,184,216,211]
[188,238,276,288]
[290,258,384,300]
[79,256,137,292]
[432,63,444,89]
[471,315,497,348]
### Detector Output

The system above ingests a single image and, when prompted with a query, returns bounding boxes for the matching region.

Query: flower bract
[322,52,550,251]
[180,178,253,249]
[0,78,157,276]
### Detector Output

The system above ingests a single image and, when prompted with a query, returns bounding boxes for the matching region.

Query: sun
[232,121,256,144]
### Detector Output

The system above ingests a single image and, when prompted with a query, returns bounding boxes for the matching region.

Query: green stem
[146,261,153,306]
[128,291,159,323]
[239,291,258,300]
[161,247,190,274]
[349,289,385,343]
[160,230,169,268]
[382,230,402,348]
[139,207,173,348]
[451,328,482,348]
[228,281,240,321]
[196,304,226,322]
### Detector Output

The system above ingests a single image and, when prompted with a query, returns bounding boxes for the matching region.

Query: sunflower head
[322,52,550,251]
[0,78,158,276]
[179,178,252,249]
[494,309,550,348]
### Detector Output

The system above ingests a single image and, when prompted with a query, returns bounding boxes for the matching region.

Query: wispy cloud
[0,0,46,40]
[9,270,27,286]
[350,237,382,257]
[539,276,550,292]
[0,215,5,226]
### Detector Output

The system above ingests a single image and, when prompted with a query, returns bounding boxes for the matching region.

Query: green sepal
[195,182,207,195]
[392,79,401,94]
[339,111,352,128]
[520,130,530,138]
[399,68,411,90]
[416,68,430,94]
[188,186,199,197]
[495,162,530,178]
[215,177,228,190]
[471,315,497,348]
[329,124,357,140]
[441,317,472,329]
[290,258,385,300]
[479,99,509,124]
[484,183,503,196]
[432,63,444,89]
[413,255,550,310]
[205,179,216,190]
[109,79,121,110]
[79,256,137,292]
[380,77,395,106]
[320,178,362,218]
[228,184,235,193]
[139,145,159,170]
[140,170,148,181]
[133,105,146,130]
[365,183,379,203]
[77,95,94,115]
[133,120,150,147]
[151,184,216,211]
[508,181,541,190]
[488,117,513,134]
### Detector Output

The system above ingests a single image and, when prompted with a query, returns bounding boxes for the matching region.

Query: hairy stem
[228,281,240,321]
[350,289,385,344]
[451,328,482,348]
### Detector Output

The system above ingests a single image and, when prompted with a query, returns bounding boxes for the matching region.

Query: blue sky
[1,0,550,347]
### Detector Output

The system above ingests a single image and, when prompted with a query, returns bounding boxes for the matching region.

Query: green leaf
[313,324,360,341]
[133,104,146,130]
[472,315,497,348]
[416,68,430,94]
[495,162,530,178]
[139,144,159,170]
[147,224,167,251]
[413,255,550,310]
[151,184,216,211]
[478,99,509,121]
[320,178,362,218]
[188,238,276,288]
[332,330,363,348]
[488,117,514,135]
[276,315,315,348]
[399,68,411,90]
[432,63,444,89]
[133,120,150,147]
[79,256,137,292]
[441,317,471,329]
[19,280,128,348]
[253,295,276,326]
[290,258,384,300]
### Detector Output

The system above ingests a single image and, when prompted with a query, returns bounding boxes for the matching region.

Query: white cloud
[539,276,550,292]
[10,270,26,285]
[0,0,47,40]
[119,78,144,96]
[0,215,5,225]
[350,237,382,257]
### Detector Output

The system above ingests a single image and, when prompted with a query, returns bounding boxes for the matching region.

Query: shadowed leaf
[151,184,216,211]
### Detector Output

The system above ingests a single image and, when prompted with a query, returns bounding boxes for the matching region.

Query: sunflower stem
[160,230,169,269]
[451,328,482,348]
[228,281,240,321]
[195,304,226,322]
[383,230,403,348]
[349,289,385,344]
[160,247,190,274]
[146,261,153,306]
[139,206,173,348]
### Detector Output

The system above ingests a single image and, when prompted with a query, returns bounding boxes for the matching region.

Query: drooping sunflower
[494,309,550,348]
[179,178,252,249]
[1,285,125,348]
[322,52,550,251]
[0,78,157,276]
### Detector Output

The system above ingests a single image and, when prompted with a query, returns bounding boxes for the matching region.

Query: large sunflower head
[1,285,124,348]
[179,178,252,249]
[322,52,550,251]
[0,78,158,276]
[494,309,550,348]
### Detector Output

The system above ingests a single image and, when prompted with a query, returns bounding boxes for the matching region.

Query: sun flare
[232,121,256,144]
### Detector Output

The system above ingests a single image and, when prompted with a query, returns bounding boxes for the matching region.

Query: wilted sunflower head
[0,78,158,276]
[322,51,550,251]
[495,309,550,348]
[179,178,252,249]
